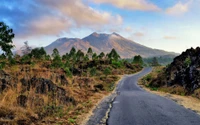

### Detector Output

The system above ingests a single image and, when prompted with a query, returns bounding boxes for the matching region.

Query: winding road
[87,67,200,125]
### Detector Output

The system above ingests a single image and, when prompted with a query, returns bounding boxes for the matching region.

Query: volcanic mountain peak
[45,32,179,58]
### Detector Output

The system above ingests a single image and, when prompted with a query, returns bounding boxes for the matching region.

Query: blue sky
[1,0,199,53]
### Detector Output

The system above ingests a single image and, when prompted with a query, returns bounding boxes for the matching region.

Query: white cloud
[166,0,193,15]
[92,0,161,11]
[163,36,177,40]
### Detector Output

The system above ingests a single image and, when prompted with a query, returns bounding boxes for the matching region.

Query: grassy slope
[0,59,142,125]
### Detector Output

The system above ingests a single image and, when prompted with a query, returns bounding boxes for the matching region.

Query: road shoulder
[139,84,200,115]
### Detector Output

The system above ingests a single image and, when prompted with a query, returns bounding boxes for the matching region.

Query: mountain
[45,32,178,58]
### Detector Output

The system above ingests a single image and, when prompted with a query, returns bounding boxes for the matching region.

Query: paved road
[107,67,200,125]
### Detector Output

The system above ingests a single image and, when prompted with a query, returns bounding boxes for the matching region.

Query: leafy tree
[0,22,15,56]
[108,49,120,61]
[104,68,111,77]
[76,50,84,61]
[69,47,76,58]
[51,48,63,68]
[87,47,93,59]
[31,47,46,59]
[84,55,89,62]
[51,48,60,59]
[98,52,105,60]
[132,55,143,66]
[21,41,32,55]
[92,53,98,60]
[0,54,6,60]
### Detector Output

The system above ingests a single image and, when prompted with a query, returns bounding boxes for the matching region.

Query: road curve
[108,67,200,125]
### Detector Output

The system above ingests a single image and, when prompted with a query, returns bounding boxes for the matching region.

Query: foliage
[184,57,191,67]
[20,54,31,64]
[151,57,160,66]
[64,67,72,78]
[0,61,6,70]
[112,60,122,68]
[0,22,15,56]
[103,68,111,77]
[98,52,105,60]
[132,55,143,66]
[107,48,120,61]
[31,47,46,59]
[90,67,97,76]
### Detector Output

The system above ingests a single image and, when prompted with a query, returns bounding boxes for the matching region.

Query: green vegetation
[184,57,191,67]
[0,22,15,56]
[132,55,143,66]
[0,22,143,125]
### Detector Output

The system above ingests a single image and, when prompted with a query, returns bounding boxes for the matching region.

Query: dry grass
[141,86,200,115]
[139,66,200,115]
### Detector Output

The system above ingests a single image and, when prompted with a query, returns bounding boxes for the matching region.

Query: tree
[151,57,160,66]
[98,52,105,60]
[69,47,76,58]
[31,47,46,59]
[51,48,60,59]
[0,22,15,56]
[87,47,93,59]
[92,53,98,60]
[51,48,62,68]
[108,48,120,61]
[76,50,84,61]
[21,41,32,55]
[132,55,143,66]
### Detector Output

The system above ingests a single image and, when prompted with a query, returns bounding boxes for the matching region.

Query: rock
[94,84,104,91]
[17,95,27,107]
[154,47,200,94]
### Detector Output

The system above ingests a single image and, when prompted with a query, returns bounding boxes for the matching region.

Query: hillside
[45,32,178,58]
[143,47,200,99]
[0,47,142,124]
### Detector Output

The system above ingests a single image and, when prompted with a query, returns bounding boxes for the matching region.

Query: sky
[1,0,200,53]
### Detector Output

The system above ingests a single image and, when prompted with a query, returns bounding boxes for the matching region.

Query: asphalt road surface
[107,67,200,125]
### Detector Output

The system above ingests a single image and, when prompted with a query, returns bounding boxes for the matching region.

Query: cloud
[92,0,161,11]
[125,27,133,32]
[163,36,177,40]
[166,0,193,15]
[0,0,123,39]
[134,32,144,37]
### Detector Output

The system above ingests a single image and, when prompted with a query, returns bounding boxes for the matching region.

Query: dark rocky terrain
[150,47,200,98]
[45,32,178,58]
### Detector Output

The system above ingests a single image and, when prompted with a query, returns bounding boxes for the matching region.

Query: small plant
[104,68,111,77]
[184,57,191,67]
[68,118,76,124]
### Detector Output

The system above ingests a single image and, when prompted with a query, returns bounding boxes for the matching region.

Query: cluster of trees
[129,55,161,67]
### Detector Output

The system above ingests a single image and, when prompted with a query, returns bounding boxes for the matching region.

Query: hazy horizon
[1,0,199,53]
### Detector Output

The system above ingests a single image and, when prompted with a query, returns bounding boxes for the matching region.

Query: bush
[64,67,72,78]
[104,68,111,77]
[112,61,122,68]
[90,67,97,76]
[184,57,191,67]
[0,61,6,70]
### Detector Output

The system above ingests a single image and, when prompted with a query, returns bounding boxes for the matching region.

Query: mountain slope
[45,32,178,58]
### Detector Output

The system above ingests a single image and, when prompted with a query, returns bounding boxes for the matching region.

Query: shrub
[104,68,111,77]
[90,67,97,76]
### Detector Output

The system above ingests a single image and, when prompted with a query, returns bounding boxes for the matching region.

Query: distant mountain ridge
[45,32,178,58]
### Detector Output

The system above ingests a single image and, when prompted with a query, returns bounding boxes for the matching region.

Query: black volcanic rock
[152,47,200,94]
[45,32,178,58]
